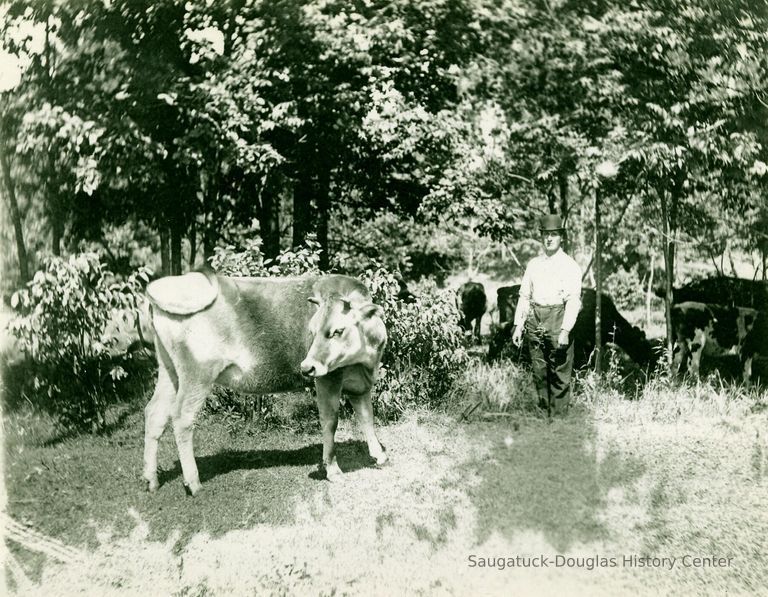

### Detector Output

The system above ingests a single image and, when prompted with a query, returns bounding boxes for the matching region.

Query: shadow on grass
[138,438,381,550]
[41,404,142,447]
[462,408,645,553]
[159,439,377,486]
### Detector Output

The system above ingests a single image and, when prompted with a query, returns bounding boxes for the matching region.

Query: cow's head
[300,295,387,378]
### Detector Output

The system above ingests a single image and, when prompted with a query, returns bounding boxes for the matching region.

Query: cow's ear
[358,303,382,320]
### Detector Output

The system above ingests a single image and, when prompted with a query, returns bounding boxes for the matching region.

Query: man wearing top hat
[511,214,582,415]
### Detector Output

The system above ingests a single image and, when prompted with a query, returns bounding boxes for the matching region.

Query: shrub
[604,266,645,311]
[360,267,469,420]
[8,253,150,433]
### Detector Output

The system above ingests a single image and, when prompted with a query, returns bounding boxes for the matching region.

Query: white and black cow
[671,301,765,384]
[143,271,388,495]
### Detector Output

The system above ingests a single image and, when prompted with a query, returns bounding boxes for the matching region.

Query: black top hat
[539,214,565,232]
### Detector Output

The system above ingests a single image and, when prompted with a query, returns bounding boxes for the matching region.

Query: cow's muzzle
[300,359,328,378]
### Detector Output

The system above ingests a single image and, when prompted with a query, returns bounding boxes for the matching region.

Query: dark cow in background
[457,281,487,341]
[488,285,656,370]
[394,272,417,304]
[660,276,768,311]
[496,285,518,327]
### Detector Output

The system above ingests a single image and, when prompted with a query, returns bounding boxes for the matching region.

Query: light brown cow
[143,271,388,495]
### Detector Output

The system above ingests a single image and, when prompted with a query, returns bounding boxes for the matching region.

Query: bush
[8,253,150,433]
[360,267,469,420]
[604,266,645,311]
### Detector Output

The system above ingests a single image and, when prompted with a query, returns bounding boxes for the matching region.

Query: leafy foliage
[209,238,322,277]
[8,253,150,432]
[604,266,646,311]
[360,267,469,419]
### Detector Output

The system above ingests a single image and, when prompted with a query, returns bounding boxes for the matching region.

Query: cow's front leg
[348,390,388,467]
[171,385,208,496]
[143,363,173,492]
[315,375,343,480]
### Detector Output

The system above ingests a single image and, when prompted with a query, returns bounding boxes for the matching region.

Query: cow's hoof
[325,463,343,482]
[145,476,159,493]
[184,481,202,497]
[374,453,389,467]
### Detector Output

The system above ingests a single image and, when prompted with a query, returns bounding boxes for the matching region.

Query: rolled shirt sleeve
[561,258,582,332]
[513,265,533,328]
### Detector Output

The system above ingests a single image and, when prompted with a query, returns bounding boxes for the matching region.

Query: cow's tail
[127,299,156,355]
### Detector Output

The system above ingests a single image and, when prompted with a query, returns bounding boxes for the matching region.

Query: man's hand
[511,325,523,347]
[557,329,570,348]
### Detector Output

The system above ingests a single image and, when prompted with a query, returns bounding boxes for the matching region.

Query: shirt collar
[543,248,564,260]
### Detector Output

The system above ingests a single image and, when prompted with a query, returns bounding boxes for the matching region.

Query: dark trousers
[525,304,574,415]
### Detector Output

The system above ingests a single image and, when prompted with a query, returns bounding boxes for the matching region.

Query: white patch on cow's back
[147,272,218,314]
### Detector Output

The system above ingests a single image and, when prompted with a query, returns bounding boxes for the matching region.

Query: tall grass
[450,358,768,424]
[446,361,539,418]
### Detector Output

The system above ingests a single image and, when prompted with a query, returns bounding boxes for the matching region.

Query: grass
[3,360,768,596]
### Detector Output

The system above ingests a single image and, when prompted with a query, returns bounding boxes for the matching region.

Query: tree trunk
[559,173,571,252]
[292,173,312,249]
[188,220,197,269]
[202,192,216,264]
[547,192,557,216]
[170,217,183,276]
[200,170,216,264]
[660,187,677,366]
[258,184,281,260]
[646,253,655,330]
[559,172,569,220]
[316,173,330,271]
[159,225,170,276]
[51,207,63,256]
[0,137,29,282]
[594,186,602,374]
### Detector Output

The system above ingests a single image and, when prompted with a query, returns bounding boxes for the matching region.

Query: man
[511,214,582,416]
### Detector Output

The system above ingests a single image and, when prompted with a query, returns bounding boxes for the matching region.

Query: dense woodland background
[1,0,767,308]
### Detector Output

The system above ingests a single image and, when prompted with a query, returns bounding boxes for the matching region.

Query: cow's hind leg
[348,390,388,466]
[742,355,753,386]
[143,361,174,492]
[315,375,343,480]
[672,337,691,379]
[171,381,210,496]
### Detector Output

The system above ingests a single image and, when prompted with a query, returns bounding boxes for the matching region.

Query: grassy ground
[3,368,768,596]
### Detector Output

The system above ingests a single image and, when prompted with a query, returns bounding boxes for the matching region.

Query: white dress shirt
[513,249,582,332]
